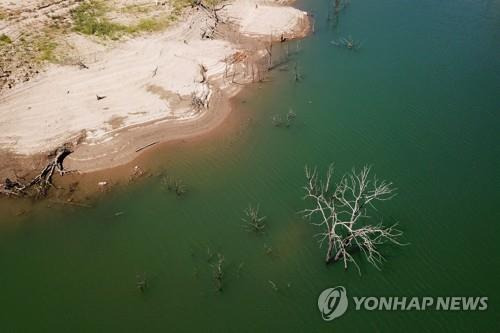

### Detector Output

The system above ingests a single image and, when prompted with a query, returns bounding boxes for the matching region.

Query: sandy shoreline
[0,0,309,183]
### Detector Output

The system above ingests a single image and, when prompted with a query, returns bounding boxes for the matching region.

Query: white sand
[0,0,309,163]
[0,35,234,154]
[223,0,308,39]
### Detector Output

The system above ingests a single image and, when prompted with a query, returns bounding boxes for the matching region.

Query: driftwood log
[1,145,73,198]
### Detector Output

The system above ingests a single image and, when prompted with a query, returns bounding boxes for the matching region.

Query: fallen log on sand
[135,141,159,153]
[1,145,73,198]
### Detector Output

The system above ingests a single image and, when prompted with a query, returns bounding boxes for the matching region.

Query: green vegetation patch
[0,33,12,44]
[71,0,128,39]
[130,16,174,33]
[172,0,195,15]
[35,36,58,62]
[121,4,154,15]
[71,0,183,39]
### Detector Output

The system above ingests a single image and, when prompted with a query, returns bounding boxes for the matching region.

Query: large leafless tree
[302,164,404,274]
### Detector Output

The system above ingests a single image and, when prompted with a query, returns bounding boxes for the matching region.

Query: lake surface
[0,0,499,331]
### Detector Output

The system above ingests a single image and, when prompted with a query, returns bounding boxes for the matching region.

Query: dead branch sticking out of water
[302,164,404,274]
[161,176,187,196]
[335,0,351,14]
[268,280,278,292]
[207,247,214,262]
[211,253,225,292]
[267,41,303,73]
[242,204,267,232]
[237,262,244,278]
[272,109,297,128]
[264,244,274,256]
[265,35,274,71]
[331,36,362,51]
[1,145,73,198]
[136,273,148,293]
[294,61,302,82]
[129,165,146,182]
[327,0,350,27]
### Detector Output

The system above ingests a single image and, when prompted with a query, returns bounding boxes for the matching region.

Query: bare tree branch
[302,164,404,274]
[242,204,267,232]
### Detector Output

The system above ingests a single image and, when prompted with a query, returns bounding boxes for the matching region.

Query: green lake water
[0,0,499,331]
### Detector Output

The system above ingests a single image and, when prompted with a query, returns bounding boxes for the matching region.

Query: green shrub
[71,1,127,39]
[72,0,190,39]
[132,17,171,32]
[35,37,58,62]
[0,33,12,44]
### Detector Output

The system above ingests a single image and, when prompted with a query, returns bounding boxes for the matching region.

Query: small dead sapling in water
[242,204,267,232]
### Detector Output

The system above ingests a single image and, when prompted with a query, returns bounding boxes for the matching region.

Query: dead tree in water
[265,35,273,70]
[302,164,404,274]
[1,145,73,198]
[242,204,267,232]
[211,253,225,292]
[161,175,187,196]
[293,61,301,82]
[268,280,279,292]
[331,36,362,51]
[334,0,350,13]
[136,273,148,293]
[327,0,350,26]
[272,109,296,128]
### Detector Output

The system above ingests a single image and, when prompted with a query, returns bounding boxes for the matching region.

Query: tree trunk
[325,236,334,263]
